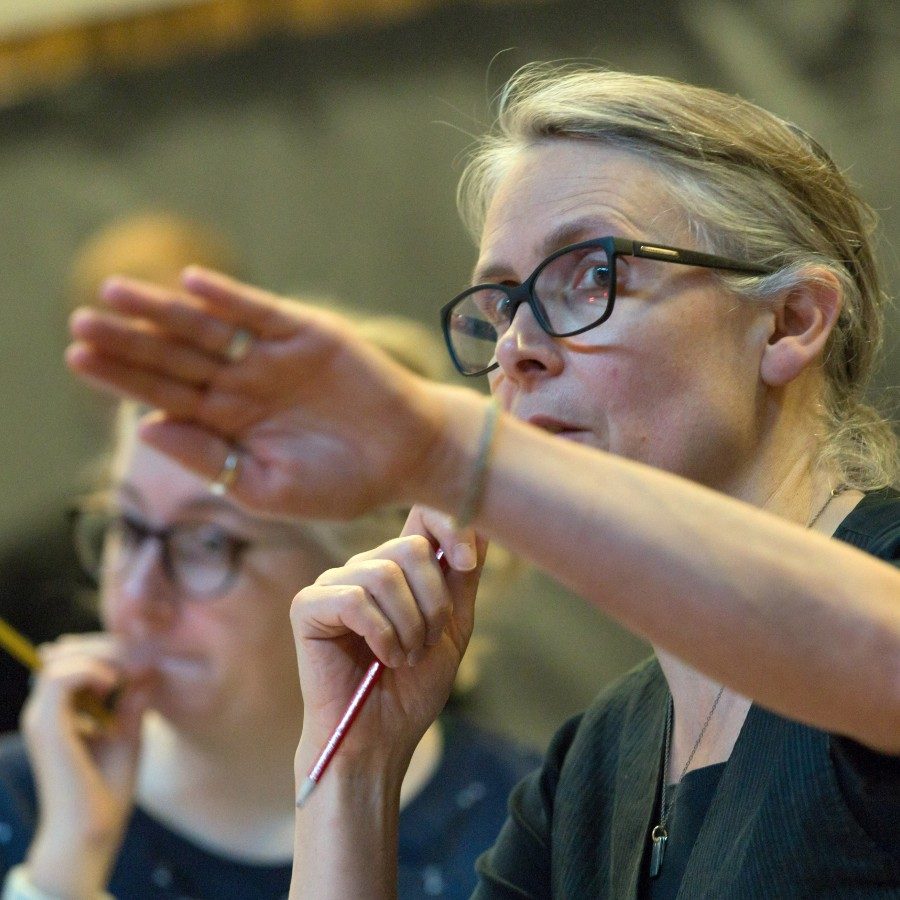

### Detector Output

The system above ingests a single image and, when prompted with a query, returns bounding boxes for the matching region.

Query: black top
[474,488,900,898]
[643,762,727,900]
[0,714,540,899]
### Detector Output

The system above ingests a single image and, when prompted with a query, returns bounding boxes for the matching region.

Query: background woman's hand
[66,267,455,520]
[21,634,156,896]
[291,506,486,776]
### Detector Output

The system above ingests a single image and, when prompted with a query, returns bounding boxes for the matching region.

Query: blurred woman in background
[0,316,539,899]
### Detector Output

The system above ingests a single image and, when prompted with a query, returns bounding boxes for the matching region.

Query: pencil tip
[295,777,316,808]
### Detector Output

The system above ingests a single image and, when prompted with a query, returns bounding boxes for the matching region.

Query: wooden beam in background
[0,0,443,106]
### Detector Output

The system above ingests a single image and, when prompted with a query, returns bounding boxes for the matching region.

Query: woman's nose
[494,300,564,382]
[103,540,177,633]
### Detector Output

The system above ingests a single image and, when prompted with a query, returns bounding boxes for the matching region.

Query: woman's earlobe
[759,271,842,387]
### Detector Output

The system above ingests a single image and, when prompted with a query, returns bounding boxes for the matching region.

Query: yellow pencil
[0,618,41,671]
[0,617,115,725]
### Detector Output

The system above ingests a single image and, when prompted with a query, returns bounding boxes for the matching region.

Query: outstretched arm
[67,268,900,752]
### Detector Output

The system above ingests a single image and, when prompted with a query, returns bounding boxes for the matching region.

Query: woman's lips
[154,656,208,681]
[526,415,589,442]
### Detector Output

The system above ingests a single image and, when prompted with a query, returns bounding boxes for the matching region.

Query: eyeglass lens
[447,244,613,374]
[74,510,240,596]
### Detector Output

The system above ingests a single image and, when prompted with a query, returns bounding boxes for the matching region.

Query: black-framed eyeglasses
[440,236,777,376]
[70,499,255,599]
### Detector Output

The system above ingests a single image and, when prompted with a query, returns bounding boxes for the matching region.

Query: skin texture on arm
[427,400,900,753]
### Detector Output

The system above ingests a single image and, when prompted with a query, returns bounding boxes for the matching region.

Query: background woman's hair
[458,64,897,491]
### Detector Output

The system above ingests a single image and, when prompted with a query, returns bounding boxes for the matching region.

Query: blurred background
[0,0,896,745]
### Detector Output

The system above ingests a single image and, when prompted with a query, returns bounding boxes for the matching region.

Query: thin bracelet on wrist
[456,399,500,528]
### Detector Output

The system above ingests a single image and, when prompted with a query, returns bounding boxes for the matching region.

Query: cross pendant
[649,825,668,878]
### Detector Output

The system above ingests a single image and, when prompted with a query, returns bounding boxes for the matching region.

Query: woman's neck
[136,711,299,862]
[653,463,864,781]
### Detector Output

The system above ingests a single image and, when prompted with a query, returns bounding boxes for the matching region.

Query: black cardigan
[475,489,900,898]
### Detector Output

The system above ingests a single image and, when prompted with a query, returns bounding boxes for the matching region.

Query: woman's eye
[475,291,512,325]
[574,263,611,292]
[180,525,233,559]
[118,514,145,545]
[198,527,230,552]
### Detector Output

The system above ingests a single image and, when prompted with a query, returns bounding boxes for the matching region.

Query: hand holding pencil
[0,618,118,727]
[290,505,485,807]
[1,624,156,896]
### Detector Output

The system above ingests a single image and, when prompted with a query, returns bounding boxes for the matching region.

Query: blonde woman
[0,318,539,899]
[67,67,898,897]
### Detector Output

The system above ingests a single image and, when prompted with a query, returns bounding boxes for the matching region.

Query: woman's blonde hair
[458,65,897,490]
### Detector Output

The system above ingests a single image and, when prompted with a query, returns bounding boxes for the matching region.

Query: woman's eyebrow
[470,217,619,285]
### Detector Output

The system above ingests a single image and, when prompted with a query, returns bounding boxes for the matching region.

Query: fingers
[400,505,488,643]
[69,308,221,386]
[352,536,452,649]
[400,506,480,572]
[292,582,409,669]
[33,636,157,732]
[23,652,121,748]
[137,413,242,486]
[180,266,304,339]
[100,277,243,355]
[66,340,207,415]
[293,533,455,668]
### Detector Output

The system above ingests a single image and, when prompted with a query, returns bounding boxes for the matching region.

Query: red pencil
[295,658,384,807]
[295,548,444,808]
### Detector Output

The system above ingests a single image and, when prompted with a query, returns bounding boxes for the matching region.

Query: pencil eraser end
[296,776,316,808]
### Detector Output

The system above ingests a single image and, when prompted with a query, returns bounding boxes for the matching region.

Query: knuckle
[289,591,308,623]
[375,620,397,647]
[406,618,427,645]
[370,560,404,594]
[336,584,369,616]
[403,534,435,563]
[430,599,452,622]
[313,566,343,586]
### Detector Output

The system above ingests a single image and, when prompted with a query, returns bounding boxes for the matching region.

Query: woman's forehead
[477,142,683,275]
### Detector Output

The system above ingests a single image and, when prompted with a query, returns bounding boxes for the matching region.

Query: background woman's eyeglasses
[440,236,776,376]
[70,504,252,598]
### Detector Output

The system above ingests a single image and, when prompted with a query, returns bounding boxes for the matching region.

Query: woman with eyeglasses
[64,67,898,897]
[0,320,540,899]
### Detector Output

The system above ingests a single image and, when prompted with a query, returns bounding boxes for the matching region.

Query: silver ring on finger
[223,327,253,363]
[210,449,240,496]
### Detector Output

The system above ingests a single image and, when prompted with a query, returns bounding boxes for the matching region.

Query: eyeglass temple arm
[626,241,775,275]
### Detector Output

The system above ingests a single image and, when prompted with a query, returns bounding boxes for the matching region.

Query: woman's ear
[759,268,842,387]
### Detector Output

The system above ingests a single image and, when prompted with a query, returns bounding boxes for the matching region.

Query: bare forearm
[291,762,401,900]
[419,396,900,751]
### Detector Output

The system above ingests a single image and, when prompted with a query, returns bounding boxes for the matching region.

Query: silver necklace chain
[807,485,847,530]
[648,483,847,878]
[657,684,725,829]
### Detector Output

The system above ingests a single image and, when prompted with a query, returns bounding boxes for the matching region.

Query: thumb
[401,505,487,638]
[400,505,483,573]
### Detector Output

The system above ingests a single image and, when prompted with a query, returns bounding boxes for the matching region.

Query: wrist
[3,865,113,900]
[292,759,401,899]
[26,822,120,899]
[405,385,494,518]
[295,730,412,796]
